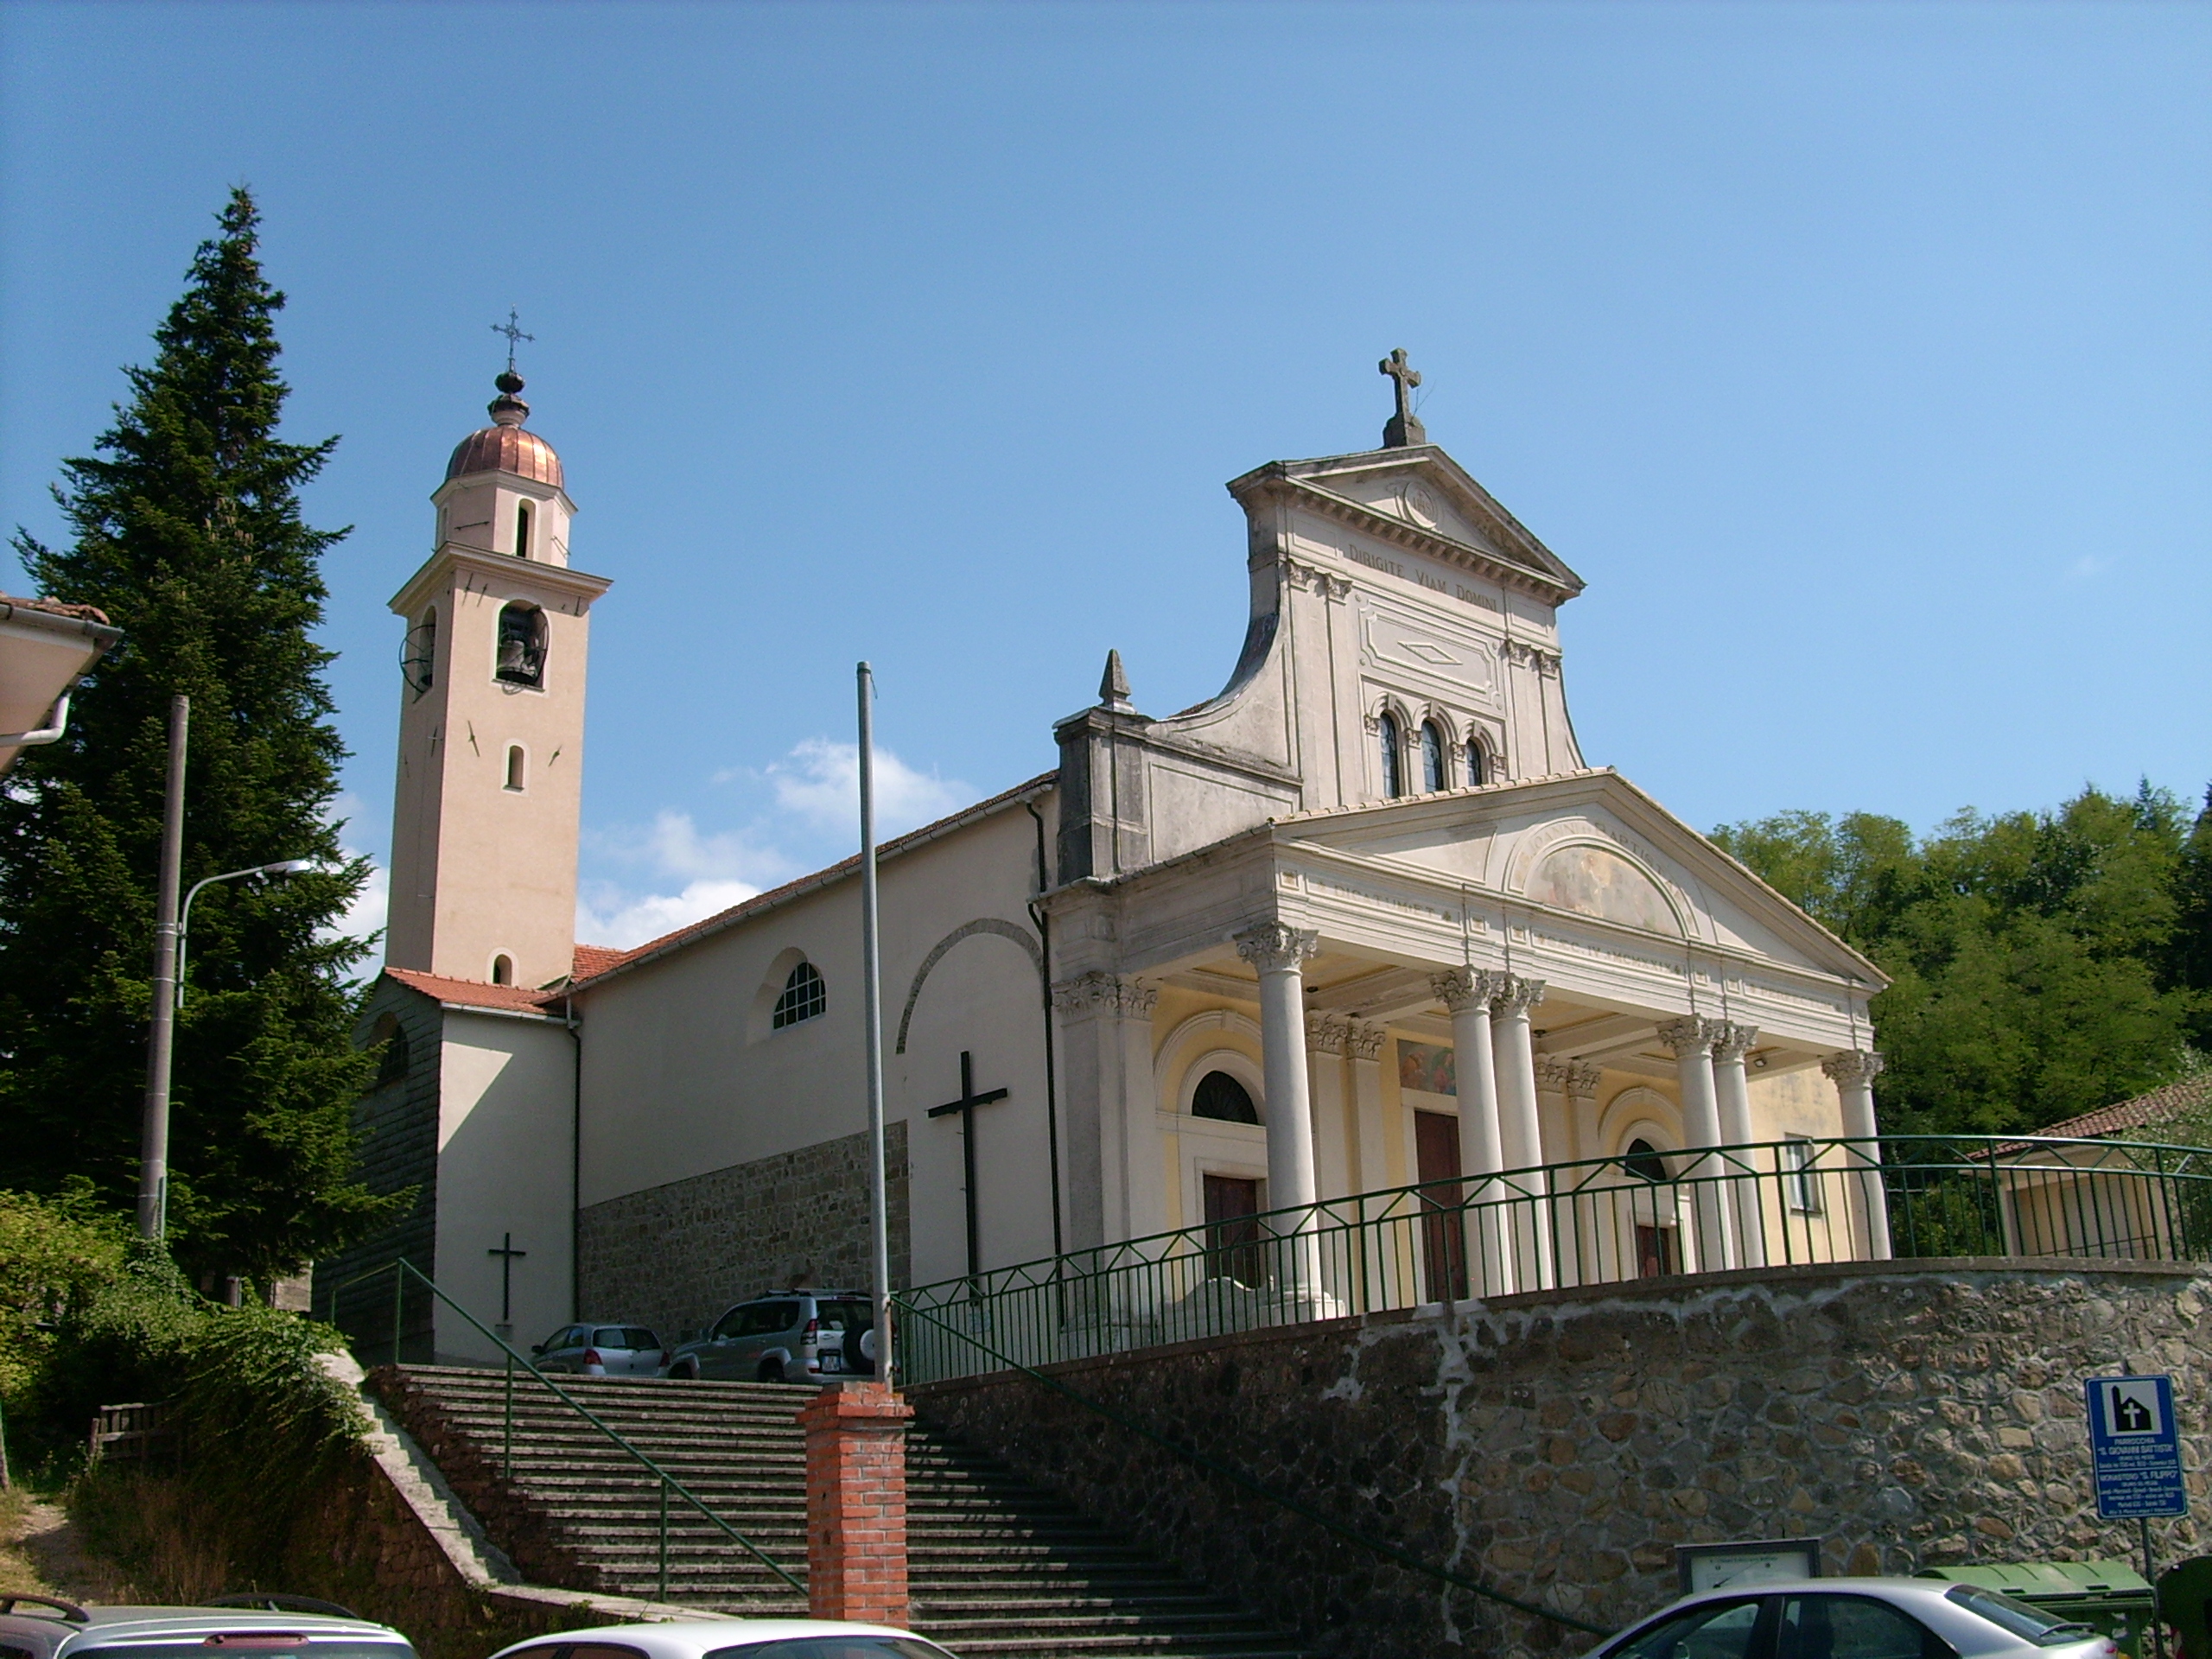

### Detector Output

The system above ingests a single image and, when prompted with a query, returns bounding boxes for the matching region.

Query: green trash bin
[1917,1561,2158,1657]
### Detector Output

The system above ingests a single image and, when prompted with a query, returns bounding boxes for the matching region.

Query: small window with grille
[1783,1136,1823,1214]
[772,961,826,1029]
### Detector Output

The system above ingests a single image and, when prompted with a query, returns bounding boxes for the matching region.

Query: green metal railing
[325,1259,804,1602]
[895,1134,2212,1385]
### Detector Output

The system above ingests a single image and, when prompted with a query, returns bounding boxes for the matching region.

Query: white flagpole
[858,662,893,1389]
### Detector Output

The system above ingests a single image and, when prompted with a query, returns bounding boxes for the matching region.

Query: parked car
[664,1291,874,1382]
[490,1618,956,1659]
[0,1595,417,1659]
[1586,1578,2120,1659]
[531,1321,669,1376]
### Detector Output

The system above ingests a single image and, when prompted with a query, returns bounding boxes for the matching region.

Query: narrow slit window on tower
[1421,721,1446,792]
[505,746,525,791]
[772,961,827,1029]
[491,954,514,987]
[1466,735,1487,787]
[1377,711,1402,798]
[496,603,546,687]
[515,500,533,559]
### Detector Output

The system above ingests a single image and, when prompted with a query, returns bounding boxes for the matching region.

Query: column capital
[1655,1014,1726,1057]
[1304,1013,1351,1052]
[1490,976,1546,1019]
[1429,966,1504,1013]
[1346,1019,1387,1062]
[1821,1049,1885,1086]
[1711,1021,1760,1063]
[1234,922,1319,975]
[1051,969,1158,1018]
[1535,1055,1604,1099]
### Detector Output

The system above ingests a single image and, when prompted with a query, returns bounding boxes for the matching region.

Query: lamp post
[136,692,317,1240]
[175,859,316,1009]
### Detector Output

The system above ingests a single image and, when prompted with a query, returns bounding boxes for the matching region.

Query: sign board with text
[2085,1374,2186,1520]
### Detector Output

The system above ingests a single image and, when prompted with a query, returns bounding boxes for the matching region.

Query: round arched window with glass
[772,961,827,1029]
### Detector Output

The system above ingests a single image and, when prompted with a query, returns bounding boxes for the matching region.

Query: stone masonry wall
[910,1260,2212,1659]
[578,1122,909,1343]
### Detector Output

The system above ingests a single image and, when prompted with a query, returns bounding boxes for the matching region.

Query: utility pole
[138,694,188,1239]
[858,663,893,1388]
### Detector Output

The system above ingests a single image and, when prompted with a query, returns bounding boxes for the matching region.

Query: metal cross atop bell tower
[491,307,535,373]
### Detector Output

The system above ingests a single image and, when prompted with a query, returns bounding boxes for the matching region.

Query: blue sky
[4,1,2207,950]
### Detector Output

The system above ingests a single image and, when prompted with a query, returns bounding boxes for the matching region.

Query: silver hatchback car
[0,1598,418,1659]
[1586,1578,2120,1659]
[531,1322,668,1376]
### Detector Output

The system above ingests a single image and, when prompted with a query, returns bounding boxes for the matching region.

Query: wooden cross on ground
[927,1052,1010,1285]
[487,1231,528,1325]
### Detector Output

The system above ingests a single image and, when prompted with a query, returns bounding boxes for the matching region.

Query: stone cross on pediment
[1379,348,1428,448]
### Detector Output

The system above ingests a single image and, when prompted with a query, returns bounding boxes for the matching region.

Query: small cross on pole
[487,1231,528,1325]
[491,308,535,372]
[1378,347,1427,447]
[927,1052,1010,1286]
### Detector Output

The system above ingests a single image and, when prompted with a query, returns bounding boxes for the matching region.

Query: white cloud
[577,877,761,950]
[766,738,970,839]
[574,741,973,951]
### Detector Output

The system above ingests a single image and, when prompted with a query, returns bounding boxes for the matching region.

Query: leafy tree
[1715,784,2203,1138]
[2168,786,2212,1052]
[0,189,397,1285]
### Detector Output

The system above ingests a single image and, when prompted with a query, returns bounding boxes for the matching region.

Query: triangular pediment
[1228,445,1586,605]
[1272,769,1883,986]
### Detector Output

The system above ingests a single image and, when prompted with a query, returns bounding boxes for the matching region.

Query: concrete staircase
[373,1367,1311,1659]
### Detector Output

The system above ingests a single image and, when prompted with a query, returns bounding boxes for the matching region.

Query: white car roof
[0,1609,410,1657]
[489,1620,922,1659]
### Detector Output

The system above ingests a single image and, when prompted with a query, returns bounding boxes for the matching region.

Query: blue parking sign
[2085,1374,2187,1520]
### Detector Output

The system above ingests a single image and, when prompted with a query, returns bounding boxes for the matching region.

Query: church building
[319,355,1891,1365]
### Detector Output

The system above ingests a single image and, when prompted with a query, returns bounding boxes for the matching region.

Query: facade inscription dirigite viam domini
[318,354,1891,1365]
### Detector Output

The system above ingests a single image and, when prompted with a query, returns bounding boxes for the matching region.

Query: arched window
[1624,1138,1671,1182]
[1421,721,1446,792]
[1377,712,1402,798]
[491,954,514,987]
[370,1013,410,1089]
[403,608,437,695]
[515,500,533,559]
[496,603,546,687]
[1465,735,1487,787]
[772,961,827,1029]
[1191,1070,1259,1124]
[505,746,526,791]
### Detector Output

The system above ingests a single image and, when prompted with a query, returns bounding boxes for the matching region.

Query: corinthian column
[1656,1015,1736,1271]
[1710,1022,1764,1269]
[1821,1049,1891,1261]
[1433,969,1510,1295]
[1491,976,1553,1291]
[1235,923,1326,1304]
[1536,1056,1603,1287]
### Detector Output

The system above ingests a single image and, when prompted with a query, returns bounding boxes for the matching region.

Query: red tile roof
[2031,1073,2212,1141]
[1,592,111,625]
[384,967,563,1015]
[569,944,630,980]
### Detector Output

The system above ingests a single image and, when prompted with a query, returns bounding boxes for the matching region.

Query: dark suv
[664,1290,874,1382]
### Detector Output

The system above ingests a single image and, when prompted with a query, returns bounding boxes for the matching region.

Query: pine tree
[0,188,397,1285]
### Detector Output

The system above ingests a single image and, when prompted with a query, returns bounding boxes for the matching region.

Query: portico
[1046,766,1891,1302]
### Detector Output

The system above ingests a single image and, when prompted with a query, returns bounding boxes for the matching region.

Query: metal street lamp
[175,859,317,1009]
[137,694,322,1240]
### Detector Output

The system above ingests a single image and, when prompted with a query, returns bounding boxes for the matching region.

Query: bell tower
[384,365,612,988]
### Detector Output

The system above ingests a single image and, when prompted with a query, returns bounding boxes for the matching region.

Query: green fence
[895,1134,2212,1385]
[326,1258,804,1602]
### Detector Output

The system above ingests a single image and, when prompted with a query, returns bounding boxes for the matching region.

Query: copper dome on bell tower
[445,369,563,489]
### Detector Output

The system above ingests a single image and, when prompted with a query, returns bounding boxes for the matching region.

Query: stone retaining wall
[578,1122,910,1343]
[909,1259,2212,1659]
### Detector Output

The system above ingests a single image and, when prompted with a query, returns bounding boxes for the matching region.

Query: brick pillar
[797,1382,914,1626]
